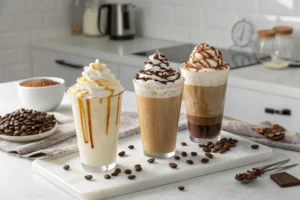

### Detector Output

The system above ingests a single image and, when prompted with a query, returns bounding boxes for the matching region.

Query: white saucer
[0,122,58,142]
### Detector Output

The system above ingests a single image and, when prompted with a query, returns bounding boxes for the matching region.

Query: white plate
[0,122,58,142]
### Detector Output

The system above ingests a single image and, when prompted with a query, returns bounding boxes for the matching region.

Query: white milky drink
[68,59,124,171]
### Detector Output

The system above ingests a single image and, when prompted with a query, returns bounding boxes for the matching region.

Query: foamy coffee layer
[181,64,229,87]
[133,80,183,98]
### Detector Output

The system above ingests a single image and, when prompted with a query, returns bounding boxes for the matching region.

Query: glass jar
[273,26,293,64]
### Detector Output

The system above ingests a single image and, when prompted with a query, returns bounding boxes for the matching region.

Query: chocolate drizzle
[135,50,181,84]
[185,43,229,71]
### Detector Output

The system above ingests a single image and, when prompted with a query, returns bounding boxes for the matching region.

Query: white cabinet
[225,86,300,131]
[32,48,119,87]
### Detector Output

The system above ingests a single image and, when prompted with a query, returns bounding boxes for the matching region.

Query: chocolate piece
[270,172,300,188]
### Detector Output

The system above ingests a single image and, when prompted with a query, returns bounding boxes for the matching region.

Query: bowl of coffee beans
[0,108,57,142]
[18,77,65,112]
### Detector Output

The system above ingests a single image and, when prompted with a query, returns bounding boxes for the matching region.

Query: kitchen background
[0,0,299,83]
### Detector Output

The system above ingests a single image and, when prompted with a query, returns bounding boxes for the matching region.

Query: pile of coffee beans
[235,168,264,181]
[253,124,285,141]
[198,138,238,154]
[0,108,57,136]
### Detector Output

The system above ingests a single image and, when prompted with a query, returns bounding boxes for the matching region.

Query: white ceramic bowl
[18,77,65,112]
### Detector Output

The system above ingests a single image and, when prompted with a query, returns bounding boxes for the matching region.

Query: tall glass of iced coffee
[181,43,230,143]
[68,59,124,171]
[133,51,184,158]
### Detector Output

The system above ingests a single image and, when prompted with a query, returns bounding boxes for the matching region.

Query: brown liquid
[136,94,182,154]
[184,84,227,139]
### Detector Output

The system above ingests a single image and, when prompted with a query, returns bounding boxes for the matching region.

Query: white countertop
[31,36,300,99]
[0,81,300,200]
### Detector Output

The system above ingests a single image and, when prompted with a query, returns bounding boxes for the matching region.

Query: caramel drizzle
[86,99,94,148]
[99,98,103,104]
[78,99,88,144]
[105,86,114,135]
[116,95,121,125]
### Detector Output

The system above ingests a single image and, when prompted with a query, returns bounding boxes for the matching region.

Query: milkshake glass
[68,59,124,171]
[133,51,184,158]
[181,43,230,143]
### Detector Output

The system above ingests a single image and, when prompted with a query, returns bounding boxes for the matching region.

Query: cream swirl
[68,59,124,98]
[135,50,183,85]
[184,43,229,71]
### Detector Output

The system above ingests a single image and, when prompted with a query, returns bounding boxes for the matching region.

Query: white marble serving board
[32,130,273,200]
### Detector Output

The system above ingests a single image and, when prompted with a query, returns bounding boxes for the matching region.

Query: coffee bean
[147,158,155,163]
[181,142,187,146]
[174,155,180,160]
[63,165,70,170]
[169,163,178,169]
[186,160,194,165]
[198,143,206,148]
[104,174,111,179]
[114,168,121,173]
[111,172,118,176]
[135,166,142,172]
[178,186,185,191]
[212,148,219,153]
[118,151,125,157]
[84,175,93,180]
[220,148,227,154]
[205,152,213,159]
[191,152,197,156]
[128,175,136,180]
[251,144,259,149]
[203,147,211,153]
[134,164,141,168]
[181,151,187,157]
[128,145,134,149]
[201,158,209,163]
[124,169,132,174]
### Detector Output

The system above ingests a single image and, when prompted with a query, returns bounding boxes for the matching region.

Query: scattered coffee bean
[147,158,155,163]
[181,142,187,146]
[181,151,187,157]
[191,152,197,156]
[220,148,227,154]
[205,152,214,159]
[124,169,132,174]
[135,166,142,172]
[85,175,93,180]
[169,163,178,169]
[134,164,141,168]
[201,158,209,163]
[251,144,259,149]
[128,145,134,149]
[178,186,185,191]
[63,165,70,170]
[114,168,121,173]
[128,175,136,180]
[174,155,180,160]
[118,151,125,157]
[111,172,118,176]
[198,143,205,148]
[104,174,111,179]
[203,147,211,153]
[186,160,194,165]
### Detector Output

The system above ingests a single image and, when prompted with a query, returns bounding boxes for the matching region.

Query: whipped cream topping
[183,43,229,72]
[135,50,183,85]
[68,59,124,98]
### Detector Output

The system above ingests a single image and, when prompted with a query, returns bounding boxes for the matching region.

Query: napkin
[0,112,187,160]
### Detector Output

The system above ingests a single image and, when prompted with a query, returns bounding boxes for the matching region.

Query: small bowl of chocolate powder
[18,77,65,112]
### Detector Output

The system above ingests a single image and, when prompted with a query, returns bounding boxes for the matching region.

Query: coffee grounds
[21,79,60,87]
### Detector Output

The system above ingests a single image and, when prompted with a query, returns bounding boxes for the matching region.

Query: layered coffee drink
[181,43,230,142]
[133,51,184,158]
[68,59,124,171]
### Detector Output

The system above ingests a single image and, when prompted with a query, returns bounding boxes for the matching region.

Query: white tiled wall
[134,0,300,46]
[0,0,72,83]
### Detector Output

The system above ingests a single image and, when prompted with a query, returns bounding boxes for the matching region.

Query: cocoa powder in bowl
[21,79,60,87]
